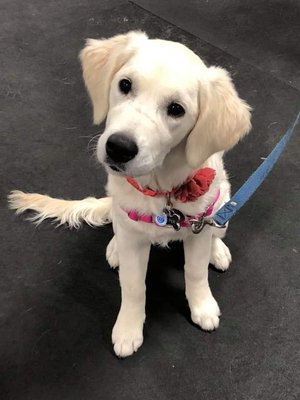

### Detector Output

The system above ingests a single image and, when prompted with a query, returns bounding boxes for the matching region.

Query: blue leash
[213,111,300,227]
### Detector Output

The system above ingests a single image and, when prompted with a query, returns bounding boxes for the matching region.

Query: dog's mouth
[104,151,163,177]
[106,162,152,178]
[106,161,129,175]
[105,154,164,177]
[109,164,123,172]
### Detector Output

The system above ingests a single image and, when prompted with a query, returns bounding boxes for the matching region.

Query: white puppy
[9,32,251,358]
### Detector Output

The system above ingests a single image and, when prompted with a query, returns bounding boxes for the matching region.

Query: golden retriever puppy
[9,32,251,357]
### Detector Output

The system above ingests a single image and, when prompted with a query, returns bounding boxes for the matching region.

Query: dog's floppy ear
[186,67,251,168]
[79,31,147,124]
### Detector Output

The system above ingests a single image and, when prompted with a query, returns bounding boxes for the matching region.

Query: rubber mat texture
[1,1,299,399]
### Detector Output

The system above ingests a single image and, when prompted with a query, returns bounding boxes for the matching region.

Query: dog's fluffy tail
[8,190,112,228]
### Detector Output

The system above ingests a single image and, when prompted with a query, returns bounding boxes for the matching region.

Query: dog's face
[99,41,202,176]
[80,32,251,177]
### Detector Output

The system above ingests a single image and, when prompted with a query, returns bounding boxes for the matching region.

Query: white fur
[8,32,251,358]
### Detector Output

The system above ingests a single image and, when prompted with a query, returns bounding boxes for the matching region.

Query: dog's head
[80,31,251,176]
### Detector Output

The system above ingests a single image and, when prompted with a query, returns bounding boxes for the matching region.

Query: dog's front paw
[106,236,119,269]
[190,296,221,331]
[210,237,232,271]
[112,317,144,358]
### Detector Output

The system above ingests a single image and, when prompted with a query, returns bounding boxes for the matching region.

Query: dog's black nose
[106,133,138,164]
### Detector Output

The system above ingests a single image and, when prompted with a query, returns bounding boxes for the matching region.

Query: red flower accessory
[126,168,216,203]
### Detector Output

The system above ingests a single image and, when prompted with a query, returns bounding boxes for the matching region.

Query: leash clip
[190,218,205,234]
[190,218,226,234]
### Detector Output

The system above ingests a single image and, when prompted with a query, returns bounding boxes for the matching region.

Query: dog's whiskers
[87,132,102,153]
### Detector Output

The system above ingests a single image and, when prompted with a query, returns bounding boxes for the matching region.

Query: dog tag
[154,213,168,227]
[164,207,185,231]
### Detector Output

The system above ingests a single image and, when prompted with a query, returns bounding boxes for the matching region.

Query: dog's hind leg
[8,190,112,228]
[210,236,232,271]
[106,235,119,268]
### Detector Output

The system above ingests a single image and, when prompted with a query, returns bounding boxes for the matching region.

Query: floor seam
[129,0,300,93]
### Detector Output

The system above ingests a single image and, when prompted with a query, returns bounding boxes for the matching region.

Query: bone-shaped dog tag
[164,208,185,231]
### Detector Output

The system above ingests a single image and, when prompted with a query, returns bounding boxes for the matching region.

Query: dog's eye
[167,102,185,118]
[119,79,132,95]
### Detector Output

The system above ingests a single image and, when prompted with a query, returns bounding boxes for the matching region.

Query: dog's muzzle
[106,133,138,164]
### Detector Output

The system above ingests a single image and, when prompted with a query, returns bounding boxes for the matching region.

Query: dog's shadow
[146,241,223,327]
[146,242,187,320]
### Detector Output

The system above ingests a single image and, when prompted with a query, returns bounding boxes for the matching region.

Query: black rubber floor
[1,1,299,399]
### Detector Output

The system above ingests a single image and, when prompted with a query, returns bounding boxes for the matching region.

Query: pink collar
[123,189,220,229]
